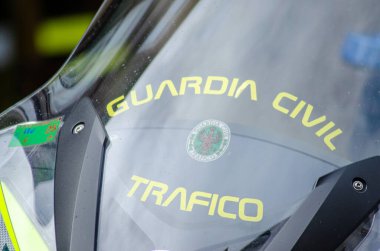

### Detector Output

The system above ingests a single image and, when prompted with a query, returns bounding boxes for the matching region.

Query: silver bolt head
[353,180,365,191]
[73,123,85,134]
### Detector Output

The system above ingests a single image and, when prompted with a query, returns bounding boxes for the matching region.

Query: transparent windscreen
[0,0,380,250]
[86,0,380,250]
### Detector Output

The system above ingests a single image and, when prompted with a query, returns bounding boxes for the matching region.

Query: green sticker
[9,118,62,147]
[187,119,231,162]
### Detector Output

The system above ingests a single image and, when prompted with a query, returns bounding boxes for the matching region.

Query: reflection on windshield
[0,119,61,250]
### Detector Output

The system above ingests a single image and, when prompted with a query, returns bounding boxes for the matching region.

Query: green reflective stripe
[1,183,48,251]
[0,184,19,251]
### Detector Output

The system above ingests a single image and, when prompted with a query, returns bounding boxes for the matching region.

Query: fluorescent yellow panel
[0,184,20,251]
[1,182,49,251]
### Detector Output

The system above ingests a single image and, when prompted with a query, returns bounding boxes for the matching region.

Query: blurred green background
[0,0,102,112]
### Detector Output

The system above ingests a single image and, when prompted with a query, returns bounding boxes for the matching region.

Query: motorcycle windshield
[0,0,380,250]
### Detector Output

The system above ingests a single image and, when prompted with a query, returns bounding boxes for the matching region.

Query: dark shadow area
[0,0,102,113]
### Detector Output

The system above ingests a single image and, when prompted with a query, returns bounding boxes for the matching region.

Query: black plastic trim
[264,156,380,251]
[54,98,109,251]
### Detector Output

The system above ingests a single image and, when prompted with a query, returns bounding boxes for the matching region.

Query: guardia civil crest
[186,119,231,162]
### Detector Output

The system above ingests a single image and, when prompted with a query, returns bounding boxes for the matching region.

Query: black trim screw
[352,178,366,192]
[73,123,85,134]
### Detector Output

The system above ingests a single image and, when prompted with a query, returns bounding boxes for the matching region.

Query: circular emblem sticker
[186,119,231,162]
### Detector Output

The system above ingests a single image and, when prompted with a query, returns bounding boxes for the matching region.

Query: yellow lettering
[208,194,219,216]
[204,76,228,95]
[301,105,326,127]
[141,180,168,205]
[131,84,153,106]
[127,175,149,197]
[127,175,265,223]
[154,80,178,100]
[234,80,257,101]
[324,129,343,151]
[315,121,335,137]
[162,187,187,211]
[227,78,239,97]
[180,76,202,95]
[186,191,212,212]
[239,198,263,222]
[106,95,129,117]
[218,196,239,220]
[290,100,306,118]
[272,92,298,114]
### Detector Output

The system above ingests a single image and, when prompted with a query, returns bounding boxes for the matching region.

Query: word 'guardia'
[106,76,257,117]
